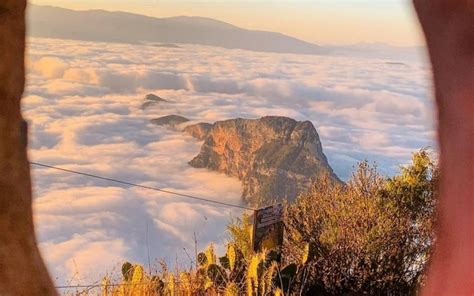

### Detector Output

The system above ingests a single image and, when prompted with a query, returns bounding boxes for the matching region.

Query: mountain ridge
[27,4,328,56]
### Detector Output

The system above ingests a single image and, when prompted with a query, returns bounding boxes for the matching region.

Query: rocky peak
[184,122,212,140]
[141,94,168,109]
[150,115,189,127]
[188,116,340,205]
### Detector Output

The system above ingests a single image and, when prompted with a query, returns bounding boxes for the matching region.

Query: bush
[284,150,438,294]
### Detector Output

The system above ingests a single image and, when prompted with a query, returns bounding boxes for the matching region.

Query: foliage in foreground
[285,150,438,294]
[77,150,437,296]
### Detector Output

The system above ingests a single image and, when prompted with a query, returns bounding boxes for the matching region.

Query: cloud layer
[24,37,435,285]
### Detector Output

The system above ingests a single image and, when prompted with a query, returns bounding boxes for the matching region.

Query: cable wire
[30,161,255,211]
[55,282,170,289]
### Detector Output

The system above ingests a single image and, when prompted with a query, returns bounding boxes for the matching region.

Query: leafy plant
[284,150,438,294]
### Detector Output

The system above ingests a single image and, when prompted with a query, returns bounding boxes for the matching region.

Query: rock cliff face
[184,122,212,140]
[188,116,340,204]
[150,115,189,127]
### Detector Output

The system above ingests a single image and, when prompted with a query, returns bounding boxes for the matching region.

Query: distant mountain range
[27,5,327,56]
[27,5,425,61]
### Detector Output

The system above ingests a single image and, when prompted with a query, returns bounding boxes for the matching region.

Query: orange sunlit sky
[29,0,424,46]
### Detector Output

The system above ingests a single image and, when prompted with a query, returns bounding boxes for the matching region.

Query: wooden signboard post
[252,204,284,254]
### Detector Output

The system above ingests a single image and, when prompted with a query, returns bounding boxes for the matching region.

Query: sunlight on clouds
[33,56,69,79]
[39,232,128,283]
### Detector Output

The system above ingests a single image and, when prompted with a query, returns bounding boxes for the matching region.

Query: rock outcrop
[184,122,212,140]
[188,116,340,204]
[150,115,189,127]
[141,94,168,109]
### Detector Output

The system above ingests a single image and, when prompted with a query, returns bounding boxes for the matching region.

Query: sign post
[252,204,284,254]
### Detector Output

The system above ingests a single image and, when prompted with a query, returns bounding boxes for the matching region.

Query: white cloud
[33,56,69,79]
[24,37,435,285]
[63,68,100,84]
[39,232,128,284]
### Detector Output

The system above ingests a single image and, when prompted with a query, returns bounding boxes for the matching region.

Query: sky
[29,0,424,46]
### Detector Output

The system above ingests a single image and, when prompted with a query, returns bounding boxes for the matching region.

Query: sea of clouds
[24,37,435,285]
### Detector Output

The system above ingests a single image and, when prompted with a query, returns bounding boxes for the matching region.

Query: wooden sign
[253,204,284,252]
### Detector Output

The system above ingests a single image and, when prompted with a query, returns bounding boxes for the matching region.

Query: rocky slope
[141,94,168,109]
[184,122,212,140]
[150,115,189,127]
[188,116,340,204]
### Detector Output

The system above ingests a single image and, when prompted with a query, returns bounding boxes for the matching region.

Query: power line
[55,284,101,290]
[30,161,255,211]
[55,282,169,289]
